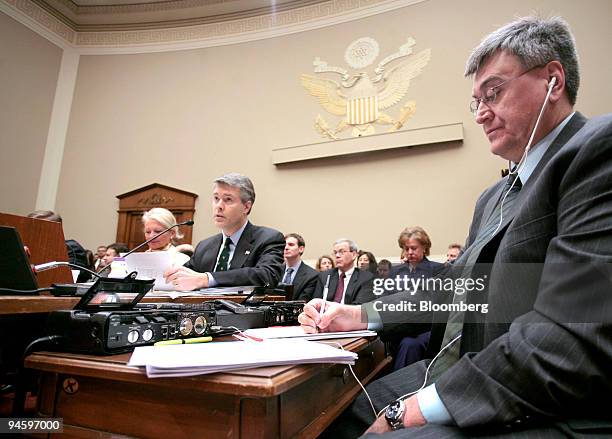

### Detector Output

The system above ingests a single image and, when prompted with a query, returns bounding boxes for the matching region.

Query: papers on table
[244,326,378,340]
[145,285,256,299]
[128,338,358,378]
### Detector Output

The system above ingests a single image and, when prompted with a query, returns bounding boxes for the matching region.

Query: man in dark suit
[280,233,318,301]
[299,16,612,437]
[312,239,375,305]
[165,173,284,289]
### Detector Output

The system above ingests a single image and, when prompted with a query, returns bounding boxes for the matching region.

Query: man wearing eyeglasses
[300,16,612,437]
[312,239,375,305]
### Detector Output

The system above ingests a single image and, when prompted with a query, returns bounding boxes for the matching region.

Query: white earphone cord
[492,76,556,236]
[344,78,558,419]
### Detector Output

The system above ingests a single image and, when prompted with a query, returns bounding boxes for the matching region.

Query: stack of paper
[128,339,358,378]
[244,326,378,340]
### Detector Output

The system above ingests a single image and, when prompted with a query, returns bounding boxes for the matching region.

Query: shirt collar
[286,260,302,271]
[516,112,575,183]
[340,267,355,278]
[224,220,248,246]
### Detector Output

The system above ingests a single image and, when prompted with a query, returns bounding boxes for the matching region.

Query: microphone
[123,219,194,258]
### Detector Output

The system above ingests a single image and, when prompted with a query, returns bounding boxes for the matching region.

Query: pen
[318,274,331,332]
[154,336,213,346]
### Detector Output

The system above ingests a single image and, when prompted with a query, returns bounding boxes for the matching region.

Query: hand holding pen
[298,275,366,333]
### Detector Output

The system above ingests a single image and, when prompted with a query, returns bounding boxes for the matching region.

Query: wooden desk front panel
[32,339,389,439]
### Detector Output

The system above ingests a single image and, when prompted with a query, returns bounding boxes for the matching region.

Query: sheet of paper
[243,326,378,340]
[128,338,357,378]
[125,252,180,291]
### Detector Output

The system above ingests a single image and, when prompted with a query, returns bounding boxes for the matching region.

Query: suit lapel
[203,235,223,271]
[229,222,253,269]
[326,271,338,301]
[344,269,360,303]
[292,264,305,290]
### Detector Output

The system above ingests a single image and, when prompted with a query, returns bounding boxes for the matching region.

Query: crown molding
[1,0,427,54]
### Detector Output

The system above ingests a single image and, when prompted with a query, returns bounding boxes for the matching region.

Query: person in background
[387,226,445,371]
[357,251,378,275]
[316,255,335,272]
[141,208,190,265]
[312,239,375,305]
[446,243,463,263]
[99,243,129,272]
[280,233,318,301]
[164,173,284,290]
[377,259,393,279]
[94,245,107,270]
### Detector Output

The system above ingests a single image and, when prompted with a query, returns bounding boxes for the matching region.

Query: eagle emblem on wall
[301,37,431,139]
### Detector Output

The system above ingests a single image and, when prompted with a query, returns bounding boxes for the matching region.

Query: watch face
[386,400,402,418]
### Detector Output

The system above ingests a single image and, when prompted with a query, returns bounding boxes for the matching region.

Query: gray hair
[214,173,256,209]
[334,238,359,253]
[142,207,183,240]
[465,16,579,105]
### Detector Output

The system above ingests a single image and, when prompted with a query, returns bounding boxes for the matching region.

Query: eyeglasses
[333,249,352,256]
[469,66,540,116]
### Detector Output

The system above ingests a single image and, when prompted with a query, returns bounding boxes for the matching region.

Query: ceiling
[31,0,327,31]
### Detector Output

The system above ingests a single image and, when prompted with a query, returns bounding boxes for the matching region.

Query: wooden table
[26,337,390,438]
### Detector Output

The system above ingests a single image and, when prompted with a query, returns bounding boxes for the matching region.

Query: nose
[475,102,493,124]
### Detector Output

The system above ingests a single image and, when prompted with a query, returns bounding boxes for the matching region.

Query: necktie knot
[506,172,522,190]
[282,268,294,284]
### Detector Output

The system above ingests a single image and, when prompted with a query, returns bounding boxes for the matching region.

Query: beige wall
[0,11,62,215]
[45,0,612,258]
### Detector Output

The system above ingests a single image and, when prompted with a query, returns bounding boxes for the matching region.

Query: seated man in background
[98,242,129,273]
[445,243,463,263]
[94,245,107,271]
[280,233,318,301]
[377,259,393,279]
[165,173,284,290]
[312,239,375,305]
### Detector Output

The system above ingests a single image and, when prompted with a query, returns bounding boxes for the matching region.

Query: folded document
[128,338,358,378]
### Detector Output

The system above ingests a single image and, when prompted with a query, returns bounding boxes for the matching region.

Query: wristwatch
[385,399,405,430]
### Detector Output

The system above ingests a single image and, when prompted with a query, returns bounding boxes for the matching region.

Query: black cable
[22,335,64,361]
[0,287,53,294]
[13,335,64,416]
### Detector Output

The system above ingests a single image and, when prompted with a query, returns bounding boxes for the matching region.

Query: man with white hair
[312,238,375,305]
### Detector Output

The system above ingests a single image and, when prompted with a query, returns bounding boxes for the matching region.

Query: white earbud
[548,76,557,89]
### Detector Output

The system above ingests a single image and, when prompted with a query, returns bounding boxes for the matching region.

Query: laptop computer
[0,226,39,294]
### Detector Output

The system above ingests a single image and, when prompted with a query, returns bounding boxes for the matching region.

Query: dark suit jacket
[184,222,284,287]
[281,261,318,301]
[375,113,612,430]
[388,257,445,282]
[313,268,375,305]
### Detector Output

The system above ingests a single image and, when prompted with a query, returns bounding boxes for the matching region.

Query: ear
[243,200,252,215]
[544,60,565,103]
